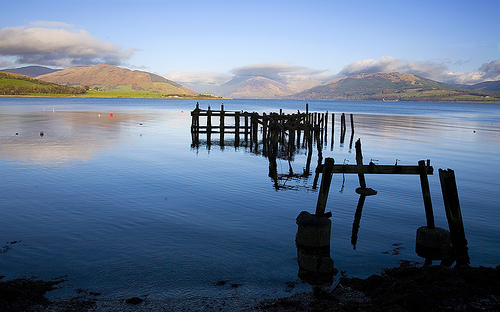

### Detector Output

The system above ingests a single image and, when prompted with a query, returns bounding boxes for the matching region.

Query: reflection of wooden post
[439,168,470,266]
[419,160,435,229]
[315,158,334,216]
[351,195,366,250]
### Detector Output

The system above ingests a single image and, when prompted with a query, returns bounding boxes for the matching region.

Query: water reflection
[0,111,146,166]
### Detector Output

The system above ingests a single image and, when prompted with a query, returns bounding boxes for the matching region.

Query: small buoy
[110,113,113,118]
[473,130,476,133]
[181,110,184,114]
[53,108,55,111]
[40,131,44,137]
[15,133,18,135]
[98,114,101,117]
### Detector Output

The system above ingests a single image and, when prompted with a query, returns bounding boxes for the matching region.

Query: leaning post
[439,168,470,266]
[419,160,435,229]
[315,157,335,216]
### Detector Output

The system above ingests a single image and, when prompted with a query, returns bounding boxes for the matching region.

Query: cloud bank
[0,23,137,67]
[337,56,500,85]
[229,63,333,83]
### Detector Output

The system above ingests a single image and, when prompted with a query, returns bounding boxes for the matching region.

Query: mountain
[0,66,61,77]
[467,80,500,94]
[214,75,321,99]
[289,72,499,102]
[35,64,199,96]
[215,76,293,99]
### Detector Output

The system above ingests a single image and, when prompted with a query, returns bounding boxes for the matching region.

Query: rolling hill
[0,65,61,77]
[0,72,86,95]
[467,80,500,94]
[289,72,500,102]
[35,64,199,96]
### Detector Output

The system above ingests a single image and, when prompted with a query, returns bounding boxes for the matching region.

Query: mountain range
[1,65,499,101]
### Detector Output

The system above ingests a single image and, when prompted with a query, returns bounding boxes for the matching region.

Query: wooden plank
[316,163,433,175]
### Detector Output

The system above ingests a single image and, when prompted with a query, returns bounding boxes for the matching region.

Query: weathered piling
[315,157,334,216]
[219,104,225,146]
[439,168,470,266]
[354,139,377,196]
[340,113,346,144]
[419,159,435,229]
[296,210,335,287]
[234,111,240,147]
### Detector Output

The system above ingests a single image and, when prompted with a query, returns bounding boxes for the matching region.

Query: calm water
[1,97,499,300]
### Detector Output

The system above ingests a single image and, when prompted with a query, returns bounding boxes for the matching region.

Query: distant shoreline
[1,95,499,103]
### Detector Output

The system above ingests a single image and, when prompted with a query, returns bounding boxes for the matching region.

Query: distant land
[0,65,61,77]
[288,73,500,102]
[1,65,499,101]
[0,65,221,98]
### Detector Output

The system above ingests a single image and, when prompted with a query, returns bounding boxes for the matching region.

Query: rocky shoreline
[2,262,499,312]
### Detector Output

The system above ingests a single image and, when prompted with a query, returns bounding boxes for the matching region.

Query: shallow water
[1,97,499,300]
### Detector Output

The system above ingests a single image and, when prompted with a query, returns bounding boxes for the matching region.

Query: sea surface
[1,97,499,301]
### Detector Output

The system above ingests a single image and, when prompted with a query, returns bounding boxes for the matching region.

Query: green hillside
[0,72,85,95]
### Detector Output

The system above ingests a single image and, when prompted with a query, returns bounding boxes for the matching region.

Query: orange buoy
[110,113,113,118]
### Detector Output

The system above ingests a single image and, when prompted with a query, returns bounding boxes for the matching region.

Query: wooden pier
[191,103,354,153]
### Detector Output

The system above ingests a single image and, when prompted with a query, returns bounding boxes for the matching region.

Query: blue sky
[1,0,499,88]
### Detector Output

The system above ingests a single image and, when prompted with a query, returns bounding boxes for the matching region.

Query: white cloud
[0,24,137,67]
[229,62,332,82]
[164,70,232,85]
[337,56,404,76]
[29,21,74,29]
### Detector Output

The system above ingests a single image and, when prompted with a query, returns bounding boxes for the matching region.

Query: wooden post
[220,104,225,146]
[419,160,435,229]
[340,113,346,144]
[235,111,240,147]
[331,113,334,150]
[315,158,335,216]
[244,114,249,144]
[355,139,366,189]
[262,114,268,156]
[207,106,212,146]
[252,113,258,151]
[350,113,355,135]
[439,168,470,265]
[324,111,328,144]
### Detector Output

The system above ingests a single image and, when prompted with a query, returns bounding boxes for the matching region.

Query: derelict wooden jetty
[191,102,354,153]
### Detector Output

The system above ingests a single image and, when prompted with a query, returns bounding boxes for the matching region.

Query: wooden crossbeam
[316,163,433,175]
